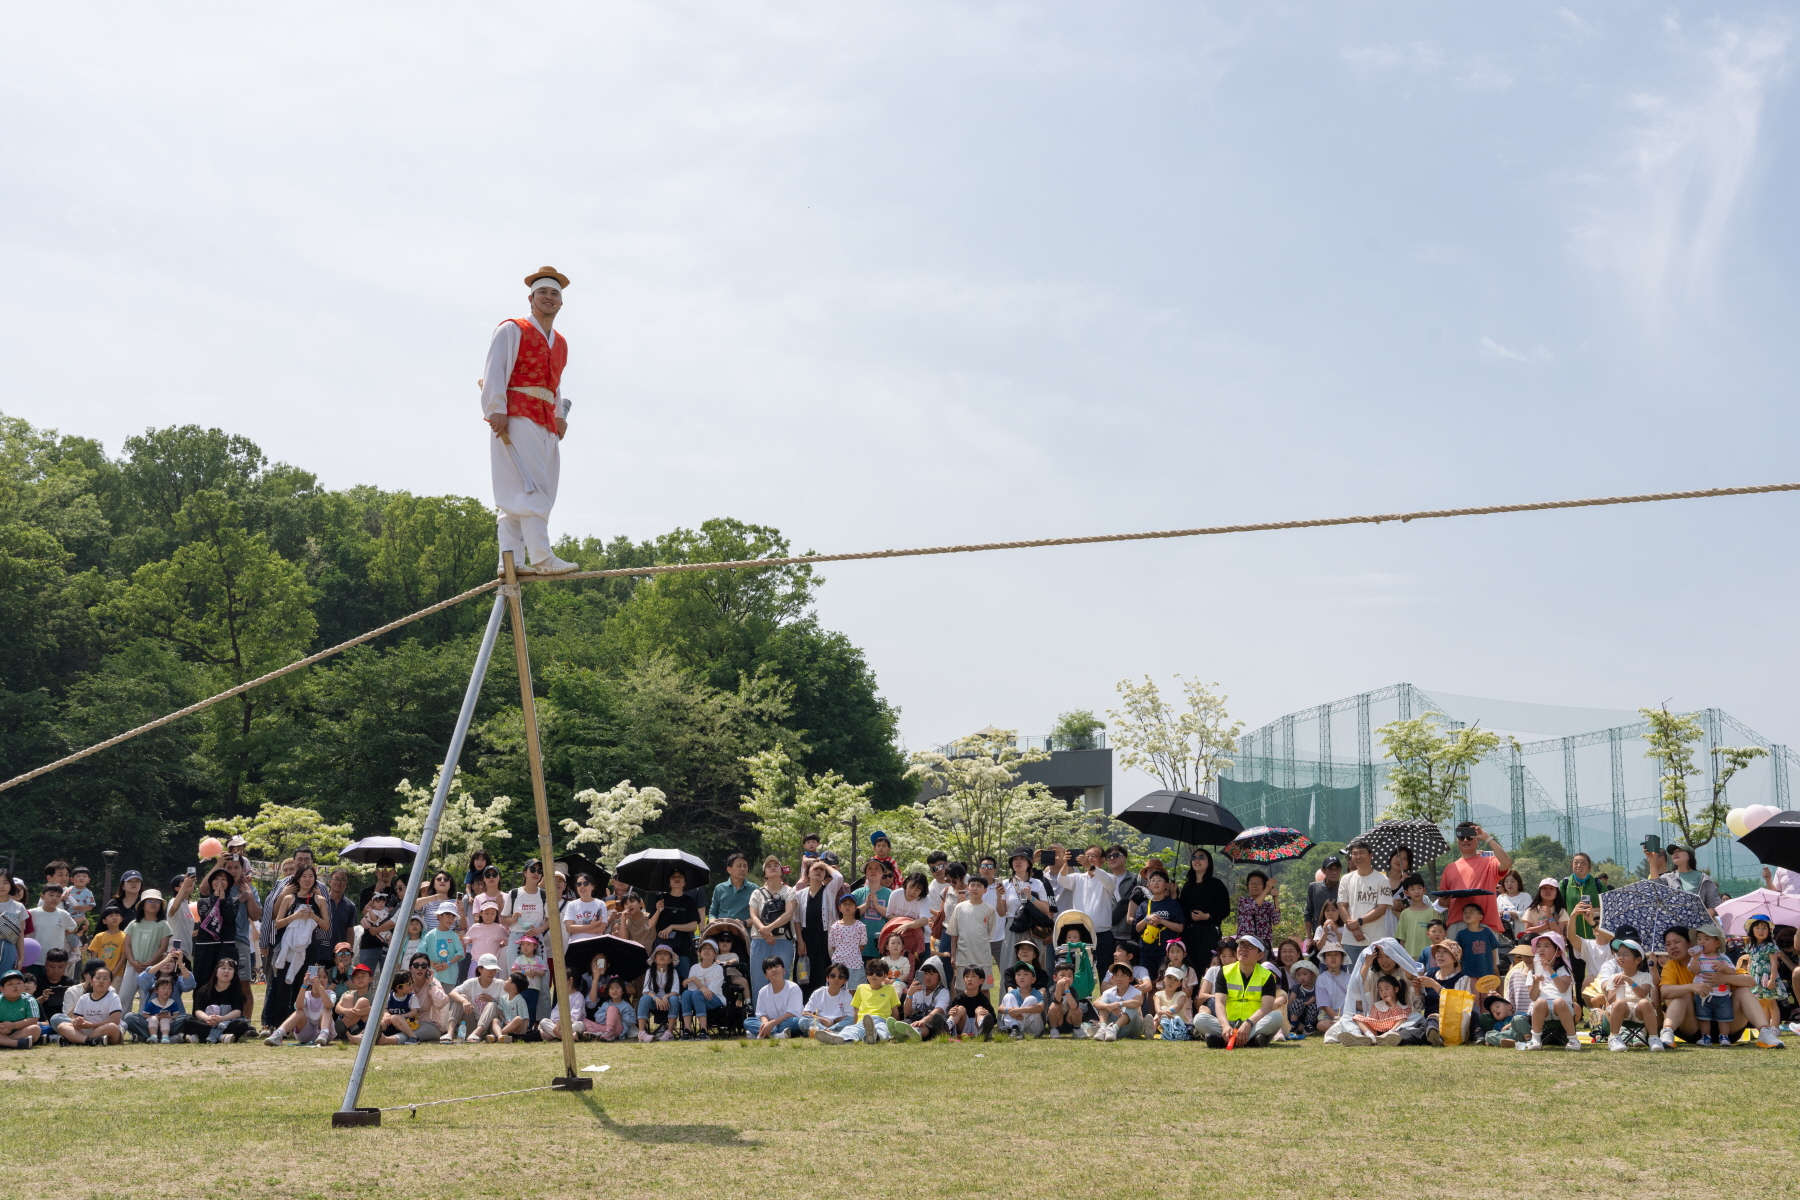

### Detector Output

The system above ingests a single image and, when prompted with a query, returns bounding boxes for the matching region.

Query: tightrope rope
[3,479,1794,795]
[380,1084,561,1115]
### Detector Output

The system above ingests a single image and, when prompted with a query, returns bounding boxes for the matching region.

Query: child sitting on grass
[141,973,185,1044]
[1352,974,1409,1046]
[844,959,901,1043]
[1153,966,1193,1040]
[999,963,1046,1039]
[1522,934,1581,1051]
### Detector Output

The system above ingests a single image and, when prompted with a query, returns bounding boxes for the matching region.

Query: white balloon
[1726,808,1751,838]
[1743,805,1779,831]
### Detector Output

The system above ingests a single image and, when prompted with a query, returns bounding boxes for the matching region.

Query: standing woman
[997,850,1052,972]
[794,860,843,997]
[267,865,328,1031]
[1234,871,1280,952]
[1659,845,1724,917]
[1384,847,1416,901]
[109,870,145,922]
[190,867,238,986]
[747,857,797,986]
[1178,849,1231,972]
[181,957,255,1043]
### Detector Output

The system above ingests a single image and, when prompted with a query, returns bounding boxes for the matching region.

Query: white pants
[489,416,561,564]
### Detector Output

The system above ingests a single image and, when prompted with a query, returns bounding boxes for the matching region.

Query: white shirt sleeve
[480,321,521,418]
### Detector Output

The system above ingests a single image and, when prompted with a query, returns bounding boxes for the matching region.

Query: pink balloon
[1744,805,1780,831]
[20,937,42,969]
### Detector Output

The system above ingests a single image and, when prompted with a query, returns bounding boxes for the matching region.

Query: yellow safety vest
[1221,961,1273,1023]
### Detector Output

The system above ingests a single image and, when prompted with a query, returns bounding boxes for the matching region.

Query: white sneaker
[774,1030,790,1039]
[1658,1027,1675,1049]
[1519,1038,1542,1051]
[220,1034,235,1044]
[1045,1028,1061,1039]
[1757,1026,1785,1048]
[526,556,579,576]
[264,1033,284,1047]
[1564,1038,1584,1051]
[812,1027,845,1045]
[1607,1034,1627,1052]
[1648,1037,1665,1051]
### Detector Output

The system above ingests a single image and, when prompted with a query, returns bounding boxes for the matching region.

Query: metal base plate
[551,1076,593,1091]
[331,1108,382,1128]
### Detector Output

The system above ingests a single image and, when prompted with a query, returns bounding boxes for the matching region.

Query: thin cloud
[1572,19,1790,323]
[1478,336,1551,364]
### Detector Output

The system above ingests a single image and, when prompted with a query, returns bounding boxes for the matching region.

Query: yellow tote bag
[1439,989,1475,1045]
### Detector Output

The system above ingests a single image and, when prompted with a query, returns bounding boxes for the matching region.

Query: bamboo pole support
[503,551,588,1090]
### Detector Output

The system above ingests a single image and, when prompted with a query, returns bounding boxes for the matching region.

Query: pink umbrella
[1715,888,1800,936]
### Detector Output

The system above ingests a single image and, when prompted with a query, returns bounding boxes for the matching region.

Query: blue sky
[3,3,1795,794]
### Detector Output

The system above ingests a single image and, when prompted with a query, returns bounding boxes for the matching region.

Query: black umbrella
[565,934,649,985]
[1740,810,1800,873]
[613,848,710,891]
[1353,819,1449,872]
[338,836,419,865]
[552,851,612,892]
[1115,791,1243,846]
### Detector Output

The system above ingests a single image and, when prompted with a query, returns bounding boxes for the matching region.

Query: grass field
[6,1029,1798,1200]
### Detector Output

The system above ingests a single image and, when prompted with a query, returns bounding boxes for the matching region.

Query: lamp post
[102,850,118,908]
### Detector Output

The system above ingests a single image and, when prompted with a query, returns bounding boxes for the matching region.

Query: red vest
[504,318,567,433]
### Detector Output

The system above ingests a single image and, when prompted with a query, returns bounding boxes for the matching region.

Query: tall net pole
[502,552,586,1088]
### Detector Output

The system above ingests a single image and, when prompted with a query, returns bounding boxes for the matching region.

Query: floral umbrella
[1222,826,1314,864]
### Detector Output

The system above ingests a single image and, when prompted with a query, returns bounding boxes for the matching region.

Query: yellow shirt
[88,931,128,980]
[1661,958,1693,988]
[852,982,899,1020]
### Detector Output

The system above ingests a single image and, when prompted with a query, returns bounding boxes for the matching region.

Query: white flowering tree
[741,746,875,867]
[393,770,514,874]
[1108,675,1243,794]
[560,779,669,866]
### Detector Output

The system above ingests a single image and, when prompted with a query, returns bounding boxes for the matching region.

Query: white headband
[527,278,563,294]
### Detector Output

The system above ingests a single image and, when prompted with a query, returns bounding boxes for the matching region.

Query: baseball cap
[1236,935,1266,953]
[477,954,501,970]
[1321,855,1342,869]
[334,942,354,954]
[351,963,373,975]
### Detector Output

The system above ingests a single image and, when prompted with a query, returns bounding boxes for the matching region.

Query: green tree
[99,489,317,813]
[740,745,875,868]
[1049,709,1106,751]
[1640,705,1768,855]
[1377,713,1502,826]
[207,801,353,867]
[274,635,496,833]
[1108,676,1242,793]
[478,656,796,864]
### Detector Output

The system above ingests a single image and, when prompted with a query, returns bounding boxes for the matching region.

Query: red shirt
[1438,854,1502,932]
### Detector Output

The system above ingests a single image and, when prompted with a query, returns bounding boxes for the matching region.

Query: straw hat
[526,266,569,290]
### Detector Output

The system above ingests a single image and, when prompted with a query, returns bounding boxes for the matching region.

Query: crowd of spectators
[4,822,1797,1054]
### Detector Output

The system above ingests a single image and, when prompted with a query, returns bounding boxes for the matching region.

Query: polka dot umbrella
[1352,818,1449,872]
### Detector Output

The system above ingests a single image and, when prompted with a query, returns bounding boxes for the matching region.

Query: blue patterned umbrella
[1222,826,1314,864]
[1599,880,1710,950]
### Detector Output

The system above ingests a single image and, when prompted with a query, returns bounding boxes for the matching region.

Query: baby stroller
[699,918,752,1035]
[1052,910,1100,1002]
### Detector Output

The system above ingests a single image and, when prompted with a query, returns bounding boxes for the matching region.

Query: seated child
[999,963,1046,1039]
